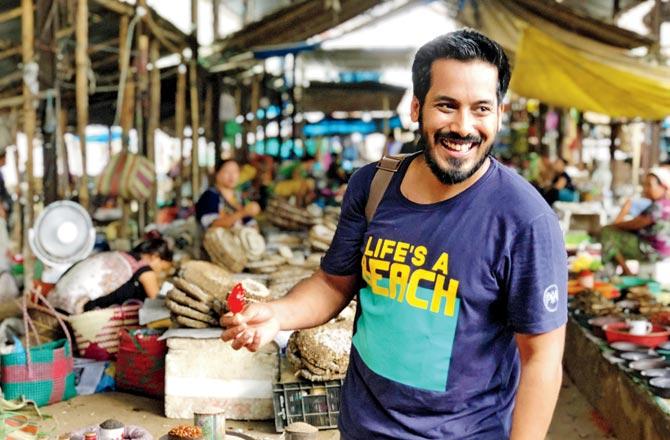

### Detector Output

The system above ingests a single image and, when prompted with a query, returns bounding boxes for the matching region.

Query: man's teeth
[444,141,474,152]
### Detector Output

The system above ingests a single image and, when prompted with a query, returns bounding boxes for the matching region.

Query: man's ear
[410,96,421,123]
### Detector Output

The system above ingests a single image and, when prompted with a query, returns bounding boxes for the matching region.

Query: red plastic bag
[115,328,167,397]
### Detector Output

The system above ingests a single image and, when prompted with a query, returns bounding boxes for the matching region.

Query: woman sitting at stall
[601,168,670,275]
[74,237,173,312]
[195,159,261,230]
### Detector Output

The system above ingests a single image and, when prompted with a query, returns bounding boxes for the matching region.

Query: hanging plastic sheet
[510,27,670,119]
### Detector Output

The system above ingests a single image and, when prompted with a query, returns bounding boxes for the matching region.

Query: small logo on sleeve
[543,284,559,312]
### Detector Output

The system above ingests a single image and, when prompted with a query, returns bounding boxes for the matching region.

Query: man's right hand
[220,303,280,352]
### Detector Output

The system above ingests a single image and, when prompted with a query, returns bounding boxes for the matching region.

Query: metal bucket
[194,412,226,440]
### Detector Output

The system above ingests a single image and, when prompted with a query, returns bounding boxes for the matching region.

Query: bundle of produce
[570,290,618,316]
[287,319,353,381]
[178,260,232,298]
[323,205,341,225]
[266,232,304,248]
[245,253,287,274]
[267,266,315,298]
[167,277,224,329]
[266,198,321,230]
[203,227,247,272]
[218,278,271,312]
[238,226,266,261]
[308,223,336,251]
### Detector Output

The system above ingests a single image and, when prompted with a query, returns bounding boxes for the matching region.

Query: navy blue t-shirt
[321,154,567,439]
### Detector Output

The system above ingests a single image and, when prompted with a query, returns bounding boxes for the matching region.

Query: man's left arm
[510,325,565,440]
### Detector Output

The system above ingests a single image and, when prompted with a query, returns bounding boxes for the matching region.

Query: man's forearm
[509,357,562,440]
[269,270,356,331]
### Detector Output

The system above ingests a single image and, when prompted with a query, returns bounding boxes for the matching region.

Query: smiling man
[222,29,567,439]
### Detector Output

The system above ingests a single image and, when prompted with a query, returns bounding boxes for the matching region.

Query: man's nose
[450,109,476,137]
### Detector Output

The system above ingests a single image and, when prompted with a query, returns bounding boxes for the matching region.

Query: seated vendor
[543,157,576,205]
[274,155,317,207]
[77,238,173,312]
[601,168,670,274]
[195,159,261,229]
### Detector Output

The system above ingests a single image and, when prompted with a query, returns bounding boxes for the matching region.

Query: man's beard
[420,129,492,185]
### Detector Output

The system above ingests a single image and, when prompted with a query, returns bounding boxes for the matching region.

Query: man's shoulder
[487,160,556,221]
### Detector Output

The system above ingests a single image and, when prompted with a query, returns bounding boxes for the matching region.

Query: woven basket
[67,300,141,360]
[26,303,66,345]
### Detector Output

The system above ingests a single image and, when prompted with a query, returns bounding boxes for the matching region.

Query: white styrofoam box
[164,337,279,420]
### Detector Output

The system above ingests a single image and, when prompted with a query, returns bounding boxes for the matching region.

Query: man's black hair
[411,29,511,108]
[132,237,173,262]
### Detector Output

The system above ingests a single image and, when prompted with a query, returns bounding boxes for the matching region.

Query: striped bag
[119,153,155,201]
[96,152,155,201]
[0,291,77,407]
[67,300,142,361]
[95,152,127,198]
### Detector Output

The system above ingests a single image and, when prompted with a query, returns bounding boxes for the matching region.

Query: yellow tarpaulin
[510,27,670,120]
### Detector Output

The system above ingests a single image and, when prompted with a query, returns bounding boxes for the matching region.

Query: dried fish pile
[203,226,266,272]
[308,223,336,252]
[265,198,321,230]
[288,320,353,381]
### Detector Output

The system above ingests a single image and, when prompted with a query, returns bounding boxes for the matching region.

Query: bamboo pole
[204,81,213,143]
[212,0,220,40]
[175,64,186,208]
[57,105,70,198]
[148,39,160,221]
[75,0,89,208]
[189,59,200,199]
[119,15,131,240]
[22,0,36,292]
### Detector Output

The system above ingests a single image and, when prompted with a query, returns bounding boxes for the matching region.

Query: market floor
[39,372,614,439]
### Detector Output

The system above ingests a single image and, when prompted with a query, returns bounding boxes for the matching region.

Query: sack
[0,291,76,407]
[68,300,142,361]
[95,152,155,201]
[115,328,166,397]
[95,152,128,198]
[121,153,155,201]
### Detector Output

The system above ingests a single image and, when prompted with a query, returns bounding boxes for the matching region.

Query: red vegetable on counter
[227,283,246,313]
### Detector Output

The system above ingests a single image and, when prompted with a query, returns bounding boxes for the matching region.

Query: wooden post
[57,104,70,198]
[189,59,200,199]
[119,16,133,241]
[147,38,160,221]
[22,0,36,291]
[212,75,222,162]
[37,0,57,205]
[175,64,186,208]
[75,0,89,209]
[212,0,220,40]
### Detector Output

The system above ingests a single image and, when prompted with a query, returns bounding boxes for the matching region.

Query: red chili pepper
[227,283,246,313]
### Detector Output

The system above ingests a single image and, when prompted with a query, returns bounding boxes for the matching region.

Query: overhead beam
[0,6,29,24]
[0,46,21,61]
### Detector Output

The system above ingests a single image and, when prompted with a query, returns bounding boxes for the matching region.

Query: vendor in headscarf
[601,167,670,274]
[195,159,261,230]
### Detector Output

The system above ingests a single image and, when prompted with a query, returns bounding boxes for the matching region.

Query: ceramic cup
[628,319,653,336]
[99,427,124,440]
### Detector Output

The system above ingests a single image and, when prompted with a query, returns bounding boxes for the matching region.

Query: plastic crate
[272,379,344,432]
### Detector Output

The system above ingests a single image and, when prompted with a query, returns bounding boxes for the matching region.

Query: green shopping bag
[0,291,77,407]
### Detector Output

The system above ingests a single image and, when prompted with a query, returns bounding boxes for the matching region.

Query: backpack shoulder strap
[364,154,409,223]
